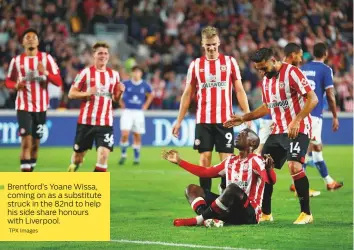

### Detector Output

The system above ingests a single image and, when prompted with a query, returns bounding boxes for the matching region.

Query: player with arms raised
[224,48,318,224]
[162,128,276,227]
[5,28,63,172]
[67,42,125,172]
[172,26,250,194]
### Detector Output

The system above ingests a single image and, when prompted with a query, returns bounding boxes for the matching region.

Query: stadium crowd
[0,0,352,112]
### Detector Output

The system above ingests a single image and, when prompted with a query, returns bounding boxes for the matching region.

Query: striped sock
[190,197,207,215]
[94,163,107,172]
[20,160,31,172]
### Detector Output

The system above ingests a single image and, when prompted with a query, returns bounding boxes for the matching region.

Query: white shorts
[311,116,322,145]
[259,119,273,144]
[120,109,146,134]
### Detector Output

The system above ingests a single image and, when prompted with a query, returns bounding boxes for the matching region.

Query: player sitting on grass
[162,128,276,227]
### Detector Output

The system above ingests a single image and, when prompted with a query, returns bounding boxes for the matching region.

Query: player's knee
[220,183,243,206]
[312,144,322,152]
[224,183,242,195]
[185,184,204,199]
[199,154,212,167]
[120,131,129,141]
[288,161,302,175]
[223,183,242,199]
[312,151,324,163]
[22,137,32,151]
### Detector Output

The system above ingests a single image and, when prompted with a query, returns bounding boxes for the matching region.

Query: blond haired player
[172,26,250,194]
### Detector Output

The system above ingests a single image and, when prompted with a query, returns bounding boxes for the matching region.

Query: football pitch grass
[0,146,352,250]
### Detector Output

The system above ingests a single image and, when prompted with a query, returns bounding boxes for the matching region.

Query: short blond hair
[92,42,109,52]
[201,26,219,39]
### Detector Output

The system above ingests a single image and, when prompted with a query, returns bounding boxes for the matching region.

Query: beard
[235,143,245,150]
[265,70,278,79]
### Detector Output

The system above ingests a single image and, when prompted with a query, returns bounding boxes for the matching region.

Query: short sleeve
[7,57,17,81]
[72,69,87,89]
[324,67,334,90]
[230,57,242,81]
[46,54,59,75]
[186,60,197,87]
[289,67,312,95]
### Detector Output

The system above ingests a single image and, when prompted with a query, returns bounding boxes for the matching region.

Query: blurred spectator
[0,0,352,111]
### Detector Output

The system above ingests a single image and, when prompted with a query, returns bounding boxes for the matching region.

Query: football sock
[312,151,333,183]
[132,144,141,162]
[262,183,273,215]
[20,159,31,172]
[196,199,228,224]
[190,197,207,215]
[120,141,129,158]
[94,163,107,172]
[220,176,226,191]
[200,178,212,193]
[30,158,36,172]
[292,169,310,215]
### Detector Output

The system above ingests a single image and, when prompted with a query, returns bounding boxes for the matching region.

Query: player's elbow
[312,93,319,106]
[309,91,318,104]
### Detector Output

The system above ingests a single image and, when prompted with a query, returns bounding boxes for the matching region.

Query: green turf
[0,146,352,249]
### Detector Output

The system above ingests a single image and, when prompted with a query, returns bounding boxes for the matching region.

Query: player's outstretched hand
[264,154,274,170]
[332,117,339,132]
[162,149,180,164]
[172,123,181,138]
[223,114,243,128]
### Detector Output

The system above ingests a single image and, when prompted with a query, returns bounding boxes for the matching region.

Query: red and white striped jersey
[214,153,267,222]
[186,54,241,124]
[7,52,59,112]
[73,66,120,127]
[261,63,312,136]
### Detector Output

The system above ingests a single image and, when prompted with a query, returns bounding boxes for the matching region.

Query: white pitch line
[111,239,264,250]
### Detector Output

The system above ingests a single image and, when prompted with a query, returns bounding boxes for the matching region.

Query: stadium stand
[0,0,352,111]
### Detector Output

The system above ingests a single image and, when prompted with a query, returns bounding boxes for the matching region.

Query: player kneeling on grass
[162,128,276,227]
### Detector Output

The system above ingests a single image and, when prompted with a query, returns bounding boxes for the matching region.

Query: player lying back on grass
[162,128,276,227]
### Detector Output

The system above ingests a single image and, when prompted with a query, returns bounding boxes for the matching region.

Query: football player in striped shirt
[172,26,250,195]
[162,128,276,227]
[224,48,319,224]
[5,28,63,172]
[67,42,125,172]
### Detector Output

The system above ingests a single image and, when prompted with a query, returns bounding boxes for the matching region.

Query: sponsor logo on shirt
[201,74,227,89]
[267,100,289,109]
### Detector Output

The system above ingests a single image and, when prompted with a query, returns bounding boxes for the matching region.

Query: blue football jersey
[263,113,272,120]
[122,80,152,110]
[300,61,334,118]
